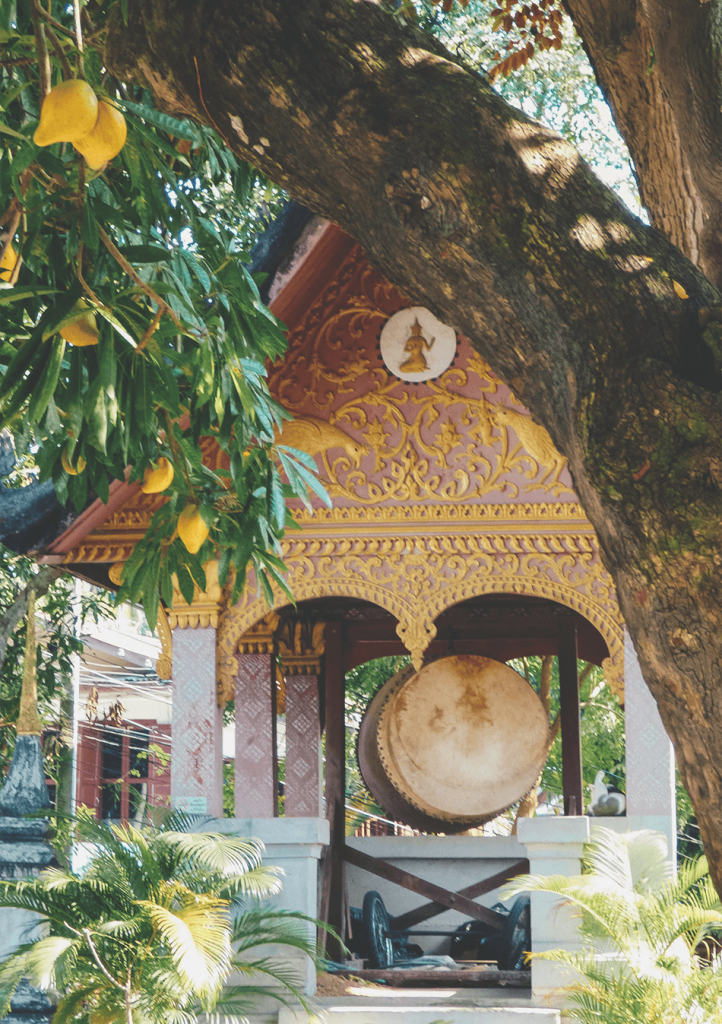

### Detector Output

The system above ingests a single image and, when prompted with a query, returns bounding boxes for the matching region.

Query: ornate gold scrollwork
[267,243,575,505]
[155,605,173,680]
[217,529,624,688]
[167,561,223,630]
[276,619,326,676]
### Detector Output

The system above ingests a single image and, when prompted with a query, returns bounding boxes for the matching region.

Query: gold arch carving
[217,543,624,704]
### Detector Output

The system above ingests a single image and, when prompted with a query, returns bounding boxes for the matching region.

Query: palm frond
[0,950,29,1017]
[23,936,77,991]
[53,984,104,1024]
[156,832,267,878]
[137,897,232,991]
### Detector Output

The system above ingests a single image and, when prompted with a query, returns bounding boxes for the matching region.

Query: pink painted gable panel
[269,244,577,515]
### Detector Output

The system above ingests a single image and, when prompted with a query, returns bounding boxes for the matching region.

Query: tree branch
[29,0,51,103]
[82,928,127,993]
[97,225,182,331]
[0,565,63,682]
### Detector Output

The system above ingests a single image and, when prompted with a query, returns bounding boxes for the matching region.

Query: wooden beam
[343,844,507,930]
[321,621,345,959]
[558,617,582,815]
[391,859,529,930]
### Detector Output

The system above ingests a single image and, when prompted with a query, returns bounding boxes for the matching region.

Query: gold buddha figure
[399,317,435,374]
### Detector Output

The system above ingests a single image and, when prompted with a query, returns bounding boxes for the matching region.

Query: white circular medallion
[380,307,457,382]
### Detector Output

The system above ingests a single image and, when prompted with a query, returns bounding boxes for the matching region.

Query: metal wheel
[500,894,531,971]
[362,890,394,969]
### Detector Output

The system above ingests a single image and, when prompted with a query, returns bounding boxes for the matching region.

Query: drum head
[359,655,549,830]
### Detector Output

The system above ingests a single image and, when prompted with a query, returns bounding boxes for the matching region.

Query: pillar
[623,628,677,862]
[517,815,590,1002]
[284,674,322,817]
[235,632,277,818]
[169,563,224,818]
[279,621,324,818]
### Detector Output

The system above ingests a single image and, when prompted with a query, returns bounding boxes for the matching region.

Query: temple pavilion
[1,202,677,1011]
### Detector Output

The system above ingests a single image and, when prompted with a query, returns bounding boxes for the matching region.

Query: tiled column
[624,628,677,863]
[235,651,276,817]
[169,562,224,818]
[285,673,322,817]
[279,622,325,818]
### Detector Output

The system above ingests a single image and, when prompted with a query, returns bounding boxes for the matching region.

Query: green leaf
[175,563,195,606]
[0,287,57,306]
[28,336,66,425]
[116,244,171,264]
[81,199,99,251]
[119,100,203,143]
[0,121,26,141]
[84,377,108,454]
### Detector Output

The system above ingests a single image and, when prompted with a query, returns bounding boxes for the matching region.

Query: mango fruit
[61,448,86,475]
[33,79,99,147]
[59,300,99,347]
[141,457,174,494]
[0,242,17,282]
[177,504,209,554]
[74,101,127,170]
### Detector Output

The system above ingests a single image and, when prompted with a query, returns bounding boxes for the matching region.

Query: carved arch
[216,564,624,705]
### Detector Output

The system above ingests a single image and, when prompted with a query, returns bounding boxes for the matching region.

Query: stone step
[280,1004,560,1024]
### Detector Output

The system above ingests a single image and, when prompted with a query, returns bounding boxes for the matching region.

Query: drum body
[358,655,550,832]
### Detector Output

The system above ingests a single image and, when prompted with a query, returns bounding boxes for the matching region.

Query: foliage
[0,544,113,779]
[0,812,325,1024]
[343,655,410,832]
[513,656,625,809]
[507,827,722,1023]
[0,2,327,630]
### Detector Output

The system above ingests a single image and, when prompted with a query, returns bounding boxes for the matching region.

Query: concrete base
[199,816,329,995]
[280,1004,559,1024]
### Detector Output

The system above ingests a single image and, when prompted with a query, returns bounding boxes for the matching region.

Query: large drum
[358,655,550,832]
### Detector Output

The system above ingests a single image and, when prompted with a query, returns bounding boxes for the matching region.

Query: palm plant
[507,827,722,1024]
[0,813,324,1024]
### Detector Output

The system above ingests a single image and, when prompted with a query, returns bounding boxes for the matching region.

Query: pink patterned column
[235,653,276,817]
[171,626,224,817]
[285,673,322,817]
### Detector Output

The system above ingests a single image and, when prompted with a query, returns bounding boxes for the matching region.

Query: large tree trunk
[106,1,722,890]
[565,0,722,288]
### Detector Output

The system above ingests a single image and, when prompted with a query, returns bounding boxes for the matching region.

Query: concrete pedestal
[201,816,329,995]
[516,816,590,1003]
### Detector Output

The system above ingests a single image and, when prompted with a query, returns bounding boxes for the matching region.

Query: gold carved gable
[268,244,576,517]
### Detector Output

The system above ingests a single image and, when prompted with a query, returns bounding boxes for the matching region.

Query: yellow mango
[141,457,174,494]
[177,504,210,554]
[74,101,127,170]
[59,300,99,347]
[0,242,17,282]
[33,79,99,147]
[61,448,86,475]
